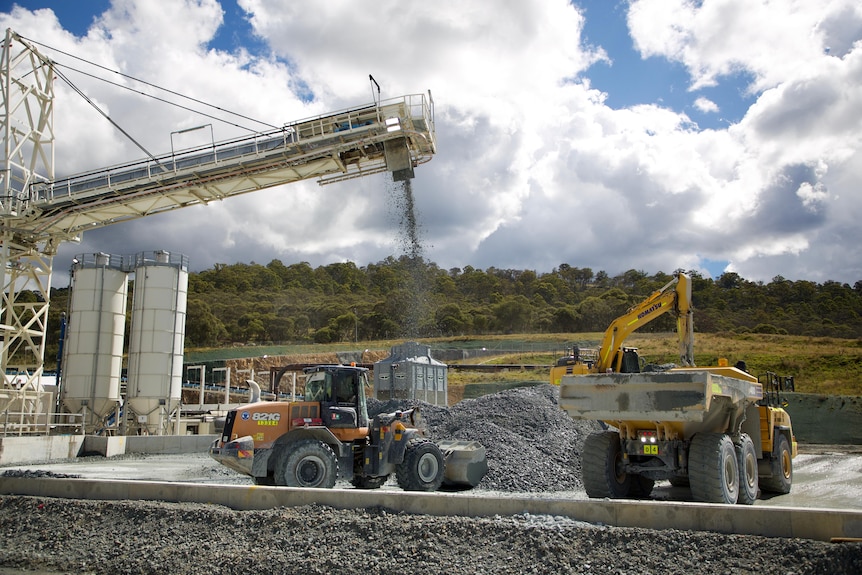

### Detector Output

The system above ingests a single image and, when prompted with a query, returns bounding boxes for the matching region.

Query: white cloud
[1,0,861,285]
[693,97,718,113]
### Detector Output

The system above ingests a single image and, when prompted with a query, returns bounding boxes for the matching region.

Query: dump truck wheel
[275,440,337,488]
[582,431,631,499]
[736,434,758,505]
[396,438,444,492]
[351,474,389,489]
[669,476,690,488]
[689,433,739,504]
[760,433,793,494]
[630,475,655,498]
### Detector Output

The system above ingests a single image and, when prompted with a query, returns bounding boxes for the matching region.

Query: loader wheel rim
[416,452,441,483]
[296,456,325,486]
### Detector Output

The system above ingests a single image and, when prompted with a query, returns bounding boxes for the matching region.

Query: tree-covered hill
[168,258,862,346]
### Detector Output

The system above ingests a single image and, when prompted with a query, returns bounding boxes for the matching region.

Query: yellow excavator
[554,271,797,505]
[550,272,694,384]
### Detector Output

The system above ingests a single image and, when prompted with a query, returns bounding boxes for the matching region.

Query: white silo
[61,253,127,432]
[125,251,188,435]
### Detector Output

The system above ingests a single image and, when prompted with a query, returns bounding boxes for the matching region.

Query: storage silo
[373,341,447,405]
[126,251,188,435]
[61,253,127,432]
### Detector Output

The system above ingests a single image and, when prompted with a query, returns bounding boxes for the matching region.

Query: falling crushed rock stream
[388,176,429,338]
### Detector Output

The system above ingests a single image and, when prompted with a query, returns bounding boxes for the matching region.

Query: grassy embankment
[443,333,862,398]
[188,332,862,398]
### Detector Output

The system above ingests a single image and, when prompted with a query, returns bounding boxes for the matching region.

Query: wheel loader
[555,272,797,505]
[210,364,488,491]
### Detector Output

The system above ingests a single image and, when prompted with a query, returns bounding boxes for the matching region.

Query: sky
[2,0,862,287]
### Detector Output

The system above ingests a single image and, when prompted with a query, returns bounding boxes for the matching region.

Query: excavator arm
[595,272,694,372]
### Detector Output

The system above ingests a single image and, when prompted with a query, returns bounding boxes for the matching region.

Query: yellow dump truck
[554,272,796,504]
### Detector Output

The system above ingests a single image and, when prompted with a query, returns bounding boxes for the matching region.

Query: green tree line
[181,258,862,346]
[38,257,862,354]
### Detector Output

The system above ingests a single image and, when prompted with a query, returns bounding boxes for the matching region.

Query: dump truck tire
[760,433,793,494]
[689,433,739,504]
[275,439,337,488]
[582,431,631,499]
[351,474,389,489]
[736,434,758,505]
[396,438,444,492]
[630,475,655,498]
[669,476,690,488]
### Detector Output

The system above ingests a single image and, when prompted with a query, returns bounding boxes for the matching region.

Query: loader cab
[303,365,370,429]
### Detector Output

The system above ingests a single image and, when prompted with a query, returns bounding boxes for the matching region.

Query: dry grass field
[189,332,862,398]
[441,332,862,397]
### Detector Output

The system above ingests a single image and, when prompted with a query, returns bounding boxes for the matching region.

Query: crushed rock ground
[1,384,860,574]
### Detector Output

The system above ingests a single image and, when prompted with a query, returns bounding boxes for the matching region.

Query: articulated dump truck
[555,272,797,505]
[211,364,488,491]
[559,367,796,505]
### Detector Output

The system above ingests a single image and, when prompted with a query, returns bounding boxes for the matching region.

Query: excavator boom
[595,272,694,372]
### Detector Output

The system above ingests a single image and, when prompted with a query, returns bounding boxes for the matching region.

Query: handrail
[1,410,85,437]
[29,93,432,205]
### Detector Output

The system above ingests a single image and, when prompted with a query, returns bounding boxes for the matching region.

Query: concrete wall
[124,434,217,454]
[784,393,862,444]
[0,434,217,465]
[0,435,85,465]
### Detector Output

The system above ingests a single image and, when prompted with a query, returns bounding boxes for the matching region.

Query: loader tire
[396,438,444,492]
[760,433,793,494]
[253,474,275,486]
[582,431,631,499]
[689,433,739,504]
[736,434,759,505]
[275,439,337,489]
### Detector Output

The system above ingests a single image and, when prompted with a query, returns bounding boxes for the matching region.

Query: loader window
[335,373,357,404]
[304,374,332,402]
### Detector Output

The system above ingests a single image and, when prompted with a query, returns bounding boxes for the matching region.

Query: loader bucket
[436,440,488,488]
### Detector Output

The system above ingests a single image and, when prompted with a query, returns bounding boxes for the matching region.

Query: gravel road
[0,496,859,575]
[1,385,860,574]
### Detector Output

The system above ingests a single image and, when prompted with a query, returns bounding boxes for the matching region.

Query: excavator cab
[609,347,643,373]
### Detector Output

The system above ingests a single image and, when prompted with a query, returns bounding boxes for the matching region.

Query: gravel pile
[0,496,858,575]
[370,384,600,492]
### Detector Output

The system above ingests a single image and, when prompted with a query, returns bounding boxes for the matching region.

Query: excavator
[554,271,797,505]
[550,272,694,384]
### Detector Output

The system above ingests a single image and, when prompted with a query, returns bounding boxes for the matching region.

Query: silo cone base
[437,440,489,488]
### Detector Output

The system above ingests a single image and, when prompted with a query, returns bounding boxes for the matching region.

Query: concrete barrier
[0,476,860,543]
[0,434,218,465]
[0,435,85,465]
[124,434,217,454]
